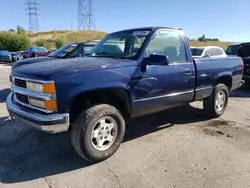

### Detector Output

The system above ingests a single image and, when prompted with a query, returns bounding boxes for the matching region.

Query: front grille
[14,78,26,88]
[15,93,29,105]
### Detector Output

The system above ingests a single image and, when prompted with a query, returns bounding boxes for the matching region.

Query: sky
[0,0,249,42]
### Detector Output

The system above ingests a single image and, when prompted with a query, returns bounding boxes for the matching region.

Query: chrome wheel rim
[215,91,226,111]
[91,116,118,151]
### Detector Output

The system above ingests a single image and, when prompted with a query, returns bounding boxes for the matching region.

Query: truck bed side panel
[193,56,243,101]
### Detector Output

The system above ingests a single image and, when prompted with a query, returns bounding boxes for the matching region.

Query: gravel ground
[1,64,250,188]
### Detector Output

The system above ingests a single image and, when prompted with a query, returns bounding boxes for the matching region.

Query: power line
[25,0,39,32]
[78,0,95,30]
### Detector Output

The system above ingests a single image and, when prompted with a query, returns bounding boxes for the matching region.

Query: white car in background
[191,46,227,58]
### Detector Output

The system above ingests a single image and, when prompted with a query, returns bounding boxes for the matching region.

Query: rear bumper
[6,92,70,134]
[231,79,245,90]
[238,80,245,87]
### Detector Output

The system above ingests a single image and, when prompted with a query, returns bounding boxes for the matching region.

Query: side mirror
[146,54,169,66]
[203,53,210,58]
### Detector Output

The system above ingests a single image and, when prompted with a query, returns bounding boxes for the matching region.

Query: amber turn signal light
[43,83,56,94]
[45,100,57,111]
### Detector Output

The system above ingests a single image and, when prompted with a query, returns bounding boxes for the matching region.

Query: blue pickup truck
[6,27,244,162]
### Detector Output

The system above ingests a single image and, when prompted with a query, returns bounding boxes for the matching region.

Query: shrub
[52,29,58,40]
[36,39,47,47]
[44,42,53,50]
[17,25,26,35]
[0,33,30,51]
[98,33,106,40]
[64,30,108,43]
[55,38,65,49]
[198,34,206,42]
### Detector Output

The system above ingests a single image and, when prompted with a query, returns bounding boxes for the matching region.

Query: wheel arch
[69,87,132,123]
[216,72,233,90]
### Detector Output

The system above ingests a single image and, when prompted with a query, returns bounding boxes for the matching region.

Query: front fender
[68,82,129,102]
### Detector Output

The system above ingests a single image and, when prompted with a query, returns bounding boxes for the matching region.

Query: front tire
[203,84,229,118]
[71,104,125,162]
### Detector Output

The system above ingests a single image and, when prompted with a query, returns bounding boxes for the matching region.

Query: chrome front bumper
[6,92,70,134]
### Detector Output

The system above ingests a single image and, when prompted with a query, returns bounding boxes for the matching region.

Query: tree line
[197,34,220,42]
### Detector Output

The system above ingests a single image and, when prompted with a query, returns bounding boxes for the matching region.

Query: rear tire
[71,104,125,162]
[203,84,229,118]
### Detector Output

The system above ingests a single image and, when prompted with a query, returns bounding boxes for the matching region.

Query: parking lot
[1,64,250,188]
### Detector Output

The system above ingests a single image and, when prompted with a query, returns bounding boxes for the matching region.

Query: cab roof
[230,42,250,46]
[113,26,183,34]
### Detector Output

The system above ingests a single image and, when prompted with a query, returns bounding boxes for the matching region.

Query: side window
[211,48,223,56]
[28,48,36,53]
[84,46,94,54]
[203,48,211,56]
[73,46,85,57]
[240,46,250,57]
[38,48,43,52]
[146,31,187,63]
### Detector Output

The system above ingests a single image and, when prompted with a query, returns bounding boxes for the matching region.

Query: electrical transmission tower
[25,0,39,32]
[78,0,95,30]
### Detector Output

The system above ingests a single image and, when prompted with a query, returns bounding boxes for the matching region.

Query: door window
[203,48,212,56]
[211,48,224,56]
[146,31,187,63]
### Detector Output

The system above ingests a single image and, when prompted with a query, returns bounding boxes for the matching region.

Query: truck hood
[13,57,136,80]
[13,57,57,69]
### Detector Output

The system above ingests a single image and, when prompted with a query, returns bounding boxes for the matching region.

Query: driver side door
[134,30,195,116]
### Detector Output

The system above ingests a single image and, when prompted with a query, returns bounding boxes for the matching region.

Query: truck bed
[193,56,243,101]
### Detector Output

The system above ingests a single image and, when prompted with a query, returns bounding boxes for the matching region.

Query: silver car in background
[191,46,227,58]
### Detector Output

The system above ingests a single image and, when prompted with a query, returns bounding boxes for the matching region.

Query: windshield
[69,44,95,57]
[225,45,238,55]
[191,48,204,56]
[0,50,9,56]
[49,43,79,58]
[27,47,37,53]
[38,47,48,52]
[84,45,94,54]
[88,30,150,59]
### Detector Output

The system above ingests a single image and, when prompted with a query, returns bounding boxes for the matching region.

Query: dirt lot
[1,65,250,188]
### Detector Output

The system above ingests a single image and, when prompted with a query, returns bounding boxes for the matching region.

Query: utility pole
[78,0,95,30]
[25,0,39,32]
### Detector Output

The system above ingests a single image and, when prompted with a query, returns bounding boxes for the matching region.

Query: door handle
[184,68,191,74]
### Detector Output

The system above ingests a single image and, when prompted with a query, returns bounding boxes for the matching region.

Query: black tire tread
[203,83,229,118]
[71,104,125,162]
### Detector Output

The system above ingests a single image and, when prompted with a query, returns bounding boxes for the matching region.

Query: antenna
[78,0,95,30]
[25,0,39,32]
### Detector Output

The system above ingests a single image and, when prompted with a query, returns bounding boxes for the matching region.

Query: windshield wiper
[94,52,121,59]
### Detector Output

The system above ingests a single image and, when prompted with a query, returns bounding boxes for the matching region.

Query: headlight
[26,81,56,94]
[29,98,57,111]
[27,82,43,93]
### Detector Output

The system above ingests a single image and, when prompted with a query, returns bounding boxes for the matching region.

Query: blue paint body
[12,27,243,118]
